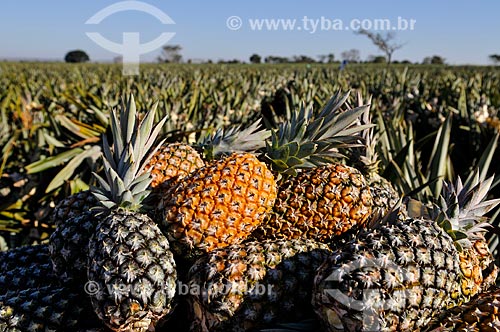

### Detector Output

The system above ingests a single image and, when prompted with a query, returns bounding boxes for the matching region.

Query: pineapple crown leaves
[197,119,271,160]
[91,95,167,212]
[265,91,373,176]
[429,172,500,250]
[348,92,381,177]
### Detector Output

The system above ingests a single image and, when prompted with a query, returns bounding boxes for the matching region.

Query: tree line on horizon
[63,29,500,66]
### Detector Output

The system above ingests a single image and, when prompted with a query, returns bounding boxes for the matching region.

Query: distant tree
[158,45,182,63]
[356,30,403,64]
[292,55,316,63]
[401,60,412,64]
[264,56,290,64]
[423,55,445,65]
[341,49,360,63]
[489,54,500,64]
[217,59,242,64]
[64,50,89,63]
[367,55,387,63]
[249,54,261,64]
[318,53,335,63]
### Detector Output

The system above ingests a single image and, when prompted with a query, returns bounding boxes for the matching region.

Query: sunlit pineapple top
[91,95,166,212]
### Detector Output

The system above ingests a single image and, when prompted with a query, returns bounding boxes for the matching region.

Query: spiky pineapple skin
[50,190,97,226]
[252,164,372,242]
[0,245,50,273]
[458,238,498,301]
[313,216,465,331]
[0,262,56,297]
[366,174,400,226]
[144,143,205,189]
[0,285,102,331]
[426,286,500,331]
[161,153,277,257]
[49,211,97,284]
[87,210,177,332]
[187,239,331,332]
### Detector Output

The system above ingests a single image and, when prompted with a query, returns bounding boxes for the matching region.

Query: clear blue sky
[1,0,499,64]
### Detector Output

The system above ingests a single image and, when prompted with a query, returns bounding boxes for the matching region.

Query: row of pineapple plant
[2,87,500,332]
[2,63,500,249]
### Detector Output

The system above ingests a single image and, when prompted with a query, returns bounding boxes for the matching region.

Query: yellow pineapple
[144,142,205,188]
[158,121,277,258]
[252,91,373,243]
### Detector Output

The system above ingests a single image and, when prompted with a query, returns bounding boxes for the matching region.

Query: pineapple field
[1,62,500,331]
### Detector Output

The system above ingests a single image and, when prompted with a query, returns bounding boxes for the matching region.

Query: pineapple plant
[158,120,278,258]
[312,172,500,331]
[426,286,500,331]
[86,96,177,331]
[186,239,331,332]
[251,91,373,242]
[347,93,400,226]
[0,285,102,331]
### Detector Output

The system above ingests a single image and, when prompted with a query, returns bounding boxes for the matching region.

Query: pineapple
[144,142,205,189]
[86,96,177,331]
[186,239,331,332]
[0,285,102,331]
[48,211,98,284]
[158,121,277,258]
[50,189,98,226]
[426,286,500,331]
[312,173,500,331]
[348,94,400,226]
[0,261,55,297]
[0,244,50,273]
[251,91,373,242]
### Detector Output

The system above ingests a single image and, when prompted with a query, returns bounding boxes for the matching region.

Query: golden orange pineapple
[144,142,205,188]
[251,91,374,243]
[158,121,277,258]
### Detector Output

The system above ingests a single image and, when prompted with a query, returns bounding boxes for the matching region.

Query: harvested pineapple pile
[1,91,500,332]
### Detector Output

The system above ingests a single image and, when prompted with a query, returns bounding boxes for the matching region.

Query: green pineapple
[48,211,98,284]
[312,173,500,331]
[50,190,98,227]
[0,285,102,331]
[86,96,177,331]
[187,239,331,332]
[0,262,55,297]
[0,245,50,273]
